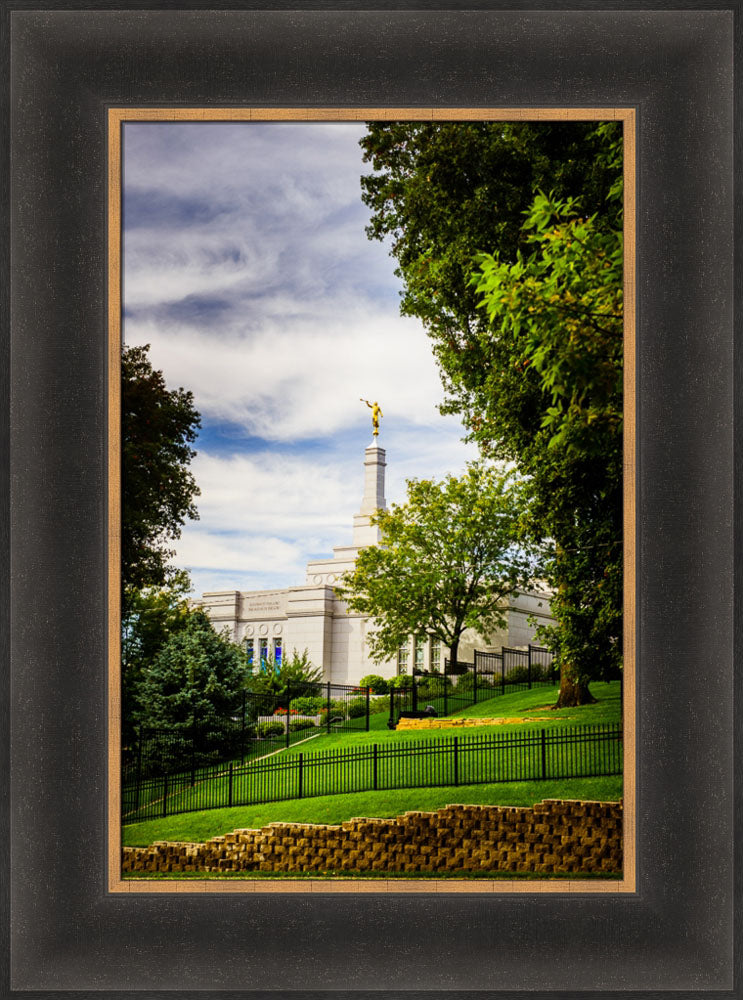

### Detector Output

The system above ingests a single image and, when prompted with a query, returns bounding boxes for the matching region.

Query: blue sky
[123,121,475,596]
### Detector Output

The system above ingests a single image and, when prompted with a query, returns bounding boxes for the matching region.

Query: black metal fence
[122,722,622,823]
[473,644,558,695]
[122,681,384,792]
[387,644,556,727]
[122,647,560,792]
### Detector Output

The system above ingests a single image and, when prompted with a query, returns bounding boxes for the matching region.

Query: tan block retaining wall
[395,716,552,730]
[122,799,622,876]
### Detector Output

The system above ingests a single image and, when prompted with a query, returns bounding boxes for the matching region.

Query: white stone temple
[199,438,553,686]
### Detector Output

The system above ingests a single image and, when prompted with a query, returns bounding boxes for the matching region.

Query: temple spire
[352,439,386,547]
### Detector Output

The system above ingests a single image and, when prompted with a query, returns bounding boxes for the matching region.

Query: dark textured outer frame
[3,4,738,997]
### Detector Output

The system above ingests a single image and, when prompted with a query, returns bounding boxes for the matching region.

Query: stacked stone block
[123,799,622,876]
[395,716,549,730]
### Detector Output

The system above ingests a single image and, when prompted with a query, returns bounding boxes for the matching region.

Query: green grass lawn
[123,869,620,881]
[454,680,621,723]
[123,682,623,833]
[122,773,623,846]
[126,682,620,794]
[286,681,622,757]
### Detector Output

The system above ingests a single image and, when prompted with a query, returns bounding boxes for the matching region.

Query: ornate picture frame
[5,6,737,994]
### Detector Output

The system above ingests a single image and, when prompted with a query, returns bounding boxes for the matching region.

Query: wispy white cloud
[125,308,447,442]
[123,121,388,316]
[187,450,358,540]
[123,121,475,597]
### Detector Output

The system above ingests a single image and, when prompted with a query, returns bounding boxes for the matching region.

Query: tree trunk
[448,637,459,675]
[553,665,596,708]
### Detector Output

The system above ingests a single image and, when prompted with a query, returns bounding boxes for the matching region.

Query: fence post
[162,772,168,819]
[365,686,371,731]
[298,753,304,799]
[373,743,378,790]
[453,736,458,786]
[228,761,234,807]
[190,714,197,787]
[444,672,448,717]
[528,646,532,689]
[135,728,142,812]
[286,684,291,749]
[327,681,332,734]
[473,655,478,705]
[501,656,506,695]
[541,729,547,780]
[241,690,246,764]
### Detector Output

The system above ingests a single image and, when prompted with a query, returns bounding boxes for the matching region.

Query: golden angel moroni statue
[360,398,383,436]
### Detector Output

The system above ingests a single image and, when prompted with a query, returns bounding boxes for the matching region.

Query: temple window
[430,637,441,672]
[397,638,410,675]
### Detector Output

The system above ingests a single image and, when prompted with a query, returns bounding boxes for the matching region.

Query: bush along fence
[387,643,556,726]
[122,681,383,794]
[122,722,622,823]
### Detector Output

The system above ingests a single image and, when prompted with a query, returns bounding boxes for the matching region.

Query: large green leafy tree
[472,183,623,704]
[337,464,538,669]
[360,122,620,438]
[360,121,623,706]
[122,343,201,596]
[135,610,247,733]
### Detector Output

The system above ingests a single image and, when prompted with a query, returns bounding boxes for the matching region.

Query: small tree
[246,649,323,704]
[121,569,194,741]
[337,464,538,668]
[135,610,246,733]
